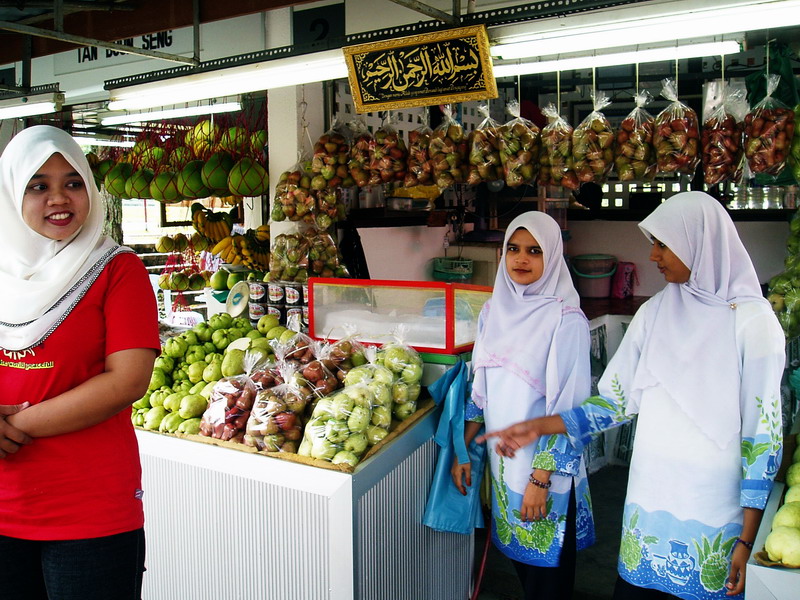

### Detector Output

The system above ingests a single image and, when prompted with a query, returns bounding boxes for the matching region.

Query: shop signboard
[343,25,497,113]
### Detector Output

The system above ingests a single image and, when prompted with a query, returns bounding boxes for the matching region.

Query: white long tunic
[562,299,784,599]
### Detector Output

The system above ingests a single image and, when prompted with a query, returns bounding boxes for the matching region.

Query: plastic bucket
[570,254,617,298]
[433,257,473,283]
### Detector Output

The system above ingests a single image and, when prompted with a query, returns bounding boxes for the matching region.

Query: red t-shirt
[0,252,161,540]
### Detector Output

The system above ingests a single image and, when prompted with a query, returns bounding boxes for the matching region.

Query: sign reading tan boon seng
[343,25,497,113]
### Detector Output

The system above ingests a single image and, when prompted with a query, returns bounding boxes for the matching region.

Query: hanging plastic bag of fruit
[268,232,310,283]
[311,187,345,231]
[405,109,434,187]
[539,103,579,191]
[572,91,615,185]
[270,154,315,224]
[311,118,351,189]
[613,90,657,182]
[788,102,800,183]
[466,104,503,186]
[744,74,796,177]
[499,100,540,188]
[298,381,377,468]
[429,104,469,189]
[303,225,351,279]
[701,87,745,186]
[653,78,701,175]
[347,118,372,188]
[367,113,408,187]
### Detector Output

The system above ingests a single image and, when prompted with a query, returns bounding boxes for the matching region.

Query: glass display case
[308,278,492,354]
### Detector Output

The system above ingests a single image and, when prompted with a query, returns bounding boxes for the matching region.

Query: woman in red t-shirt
[0,126,160,600]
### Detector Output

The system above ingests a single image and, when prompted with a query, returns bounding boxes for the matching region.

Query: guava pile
[762,432,800,567]
[767,210,800,338]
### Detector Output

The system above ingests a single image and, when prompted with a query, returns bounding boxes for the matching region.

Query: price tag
[167,311,204,329]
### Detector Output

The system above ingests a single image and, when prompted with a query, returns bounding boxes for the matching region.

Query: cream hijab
[472,211,584,414]
[634,191,768,448]
[0,125,127,352]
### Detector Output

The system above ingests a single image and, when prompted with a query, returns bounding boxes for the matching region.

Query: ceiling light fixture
[490,0,798,59]
[0,91,64,120]
[106,50,347,111]
[101,101,243,126]
[72,136,136,148]
[492,40,742,77]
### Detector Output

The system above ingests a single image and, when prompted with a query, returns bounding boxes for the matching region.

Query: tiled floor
[474,466,629,600]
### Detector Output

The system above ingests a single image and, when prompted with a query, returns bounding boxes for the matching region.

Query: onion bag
[467,104,503,186]
[614,91,657,182]
[539,103,579,190]
[429,104,469,189]
[572,91,615,184]
[653,79,701,175]
[500,100,540,188]
[744,74,796,176]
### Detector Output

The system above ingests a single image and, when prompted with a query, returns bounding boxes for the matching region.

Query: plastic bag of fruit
[303,226,350,279]
[539,103,579,190]
[467,104,503,186]
[268,232,309,282]
[368,114,408,186]
[614,91,656,182]
[298,382,376,467]
[270,155,315,223]
[404,110,434,187]
[499,100,540,188]
[244,364,308,452]
[429,104,469,189]
[573,91,615,185]
[744,74,796,176]
[788,103,800,183]
[375,329,424,421]
[653,79,701,175]
[347,118,372,188]
[199,351,265,442]
[702,88,745,186]
[324,327,368,383]
[297,340,342,399]
[311,187,345,231]
[311,118,351,189]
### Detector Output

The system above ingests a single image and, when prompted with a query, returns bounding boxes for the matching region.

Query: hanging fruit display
[614,91,657,182]
[653,78,701,175]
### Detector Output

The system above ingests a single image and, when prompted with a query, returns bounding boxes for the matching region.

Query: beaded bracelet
[735,538,754,551]
[528,474,552,489]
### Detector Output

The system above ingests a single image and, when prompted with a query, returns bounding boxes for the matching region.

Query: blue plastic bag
[423,360,486,534]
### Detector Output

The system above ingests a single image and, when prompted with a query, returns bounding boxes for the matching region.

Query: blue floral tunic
[467,309,596,566]
[562,299,784,599]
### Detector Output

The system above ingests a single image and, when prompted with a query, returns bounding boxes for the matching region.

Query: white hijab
[634,191,768,448]
[472,211,584,414]
[0,125,127,352]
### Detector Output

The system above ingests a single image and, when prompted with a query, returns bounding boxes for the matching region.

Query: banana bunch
[210,230,270,271]
[190,203,233,244]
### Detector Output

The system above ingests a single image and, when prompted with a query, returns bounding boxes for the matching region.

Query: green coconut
[126,168,154,199]
[201,151,235,194]
[228,157,269,197]
[104,162,134,198]
[177,160,211,199]
[250,129,268,156]
[169,146,193,170]
[219,127,250,155]
[132,139,154,156]
[150,171,182,203]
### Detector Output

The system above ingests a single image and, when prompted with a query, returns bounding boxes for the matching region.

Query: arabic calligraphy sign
[343,25,497,113]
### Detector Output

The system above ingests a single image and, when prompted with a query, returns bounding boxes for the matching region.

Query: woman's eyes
[26,180,84,192]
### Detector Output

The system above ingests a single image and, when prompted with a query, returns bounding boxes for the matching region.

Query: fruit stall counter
[135,403,473,600]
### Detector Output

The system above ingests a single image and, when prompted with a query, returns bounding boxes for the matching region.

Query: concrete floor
[474,466,629,600]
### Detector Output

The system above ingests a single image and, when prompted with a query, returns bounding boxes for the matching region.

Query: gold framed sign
[343,25,497,113]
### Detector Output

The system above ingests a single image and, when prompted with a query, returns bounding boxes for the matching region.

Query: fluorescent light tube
[73,137,136,148]
[491,0,799,59]
[0,92,64,120]
[492,40,742,77]
[101,101,242,126]
[107,50,348,111]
